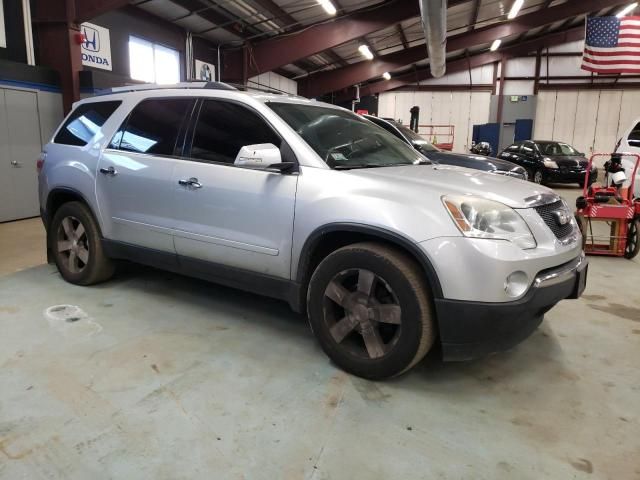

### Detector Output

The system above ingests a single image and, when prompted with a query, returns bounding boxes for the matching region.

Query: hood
[426,151,523,172]
[344,164,555,209]
[545,155,588,168]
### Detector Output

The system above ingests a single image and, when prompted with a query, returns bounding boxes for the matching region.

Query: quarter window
[189,100,280,164]
[112,98,193,156]
[54,101,121,146]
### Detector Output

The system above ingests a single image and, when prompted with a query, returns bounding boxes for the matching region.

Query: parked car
[614,117,640,196]
[39,82,587,380]
[363,115,527,180]
[499,140,598,187]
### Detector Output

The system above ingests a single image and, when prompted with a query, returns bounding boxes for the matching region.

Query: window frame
[106,96,197,159]
[128,35,181,84]
[181,98,298,169]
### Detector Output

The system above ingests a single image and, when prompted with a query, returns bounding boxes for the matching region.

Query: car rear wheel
[49,201,115,285]
[624,219,640,259]
[307,242,435,380]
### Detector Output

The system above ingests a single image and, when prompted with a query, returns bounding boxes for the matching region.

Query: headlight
[443,195,537,249]
[543,158,558,169]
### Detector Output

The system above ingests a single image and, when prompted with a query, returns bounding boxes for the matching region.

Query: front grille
[534,200,574,239]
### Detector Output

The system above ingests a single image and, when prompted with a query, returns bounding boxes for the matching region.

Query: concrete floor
[1,188,639,479]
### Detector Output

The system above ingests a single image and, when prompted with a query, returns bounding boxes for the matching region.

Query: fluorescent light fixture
[490,39,501,51]
[317,0,337,15]
[616,2,638,17]
[507,0,524,19]
[358,44,374,60]
[382,72,391,80]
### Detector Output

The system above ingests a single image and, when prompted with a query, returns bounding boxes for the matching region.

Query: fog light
[504,271,529,298]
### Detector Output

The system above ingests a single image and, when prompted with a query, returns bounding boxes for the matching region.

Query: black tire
[624,219,640,259]
[49,201,115,285]
[532,169,544,185]
[307,242,435,380]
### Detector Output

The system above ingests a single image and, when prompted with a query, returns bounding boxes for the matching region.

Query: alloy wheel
[56,216,89,273]
[534,170,543,184]
[322,268,402,359]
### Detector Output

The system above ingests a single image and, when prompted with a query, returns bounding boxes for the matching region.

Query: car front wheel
[307,242,435,379]
[532,169,544,184]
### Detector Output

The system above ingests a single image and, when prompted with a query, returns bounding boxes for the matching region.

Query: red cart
[575,153,640,259]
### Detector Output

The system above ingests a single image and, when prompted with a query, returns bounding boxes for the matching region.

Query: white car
[615,118,640,195]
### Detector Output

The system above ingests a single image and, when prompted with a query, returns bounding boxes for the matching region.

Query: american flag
[582,16,640,74]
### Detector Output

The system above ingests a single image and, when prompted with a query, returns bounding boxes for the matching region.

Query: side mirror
[234,143,282,169]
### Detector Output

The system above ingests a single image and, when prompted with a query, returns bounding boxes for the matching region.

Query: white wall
[248,71,297,95]
[534,89,640,155]
[378,90,491,152]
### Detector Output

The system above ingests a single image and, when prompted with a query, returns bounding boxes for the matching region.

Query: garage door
[0,88,42,222]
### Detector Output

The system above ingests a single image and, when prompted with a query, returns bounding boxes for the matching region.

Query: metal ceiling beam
[299,0,626,97]
[341,27,584,100]
[468,0,481,31]
[222,0,424,80]
[396,24,409,49]
[76,0,130,22]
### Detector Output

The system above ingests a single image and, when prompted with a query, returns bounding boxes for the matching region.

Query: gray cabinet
[0,88,43,222]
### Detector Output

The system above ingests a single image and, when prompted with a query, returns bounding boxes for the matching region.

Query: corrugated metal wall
[534,89,640,155]
[378,90,491,152]
[248,72,297,95]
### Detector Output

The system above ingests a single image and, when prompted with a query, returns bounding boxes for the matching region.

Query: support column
[37,22,82,113]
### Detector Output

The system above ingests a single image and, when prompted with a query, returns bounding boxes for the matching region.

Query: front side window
[112,98,193,156]
[189,100,280,164]
[628,122,640,147]
[521,142,535,155]
[54,101,121,146]
[129,36,180,84]
[267,102,424,169]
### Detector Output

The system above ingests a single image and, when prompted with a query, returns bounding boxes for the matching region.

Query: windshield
[537,142,580,156]
[267,102,426,169]
[390,121,441,152]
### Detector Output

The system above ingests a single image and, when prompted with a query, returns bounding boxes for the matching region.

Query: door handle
[178,177,202,189]
[10,160,21,167]
[99,166,117,176]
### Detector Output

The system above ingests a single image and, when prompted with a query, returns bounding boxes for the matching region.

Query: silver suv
[38,82,587,379]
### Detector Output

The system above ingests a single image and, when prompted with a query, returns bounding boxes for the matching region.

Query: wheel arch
[292,223,443,312]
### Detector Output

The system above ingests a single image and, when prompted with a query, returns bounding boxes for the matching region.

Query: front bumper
[545,167,597,184]
[435,253,588,361]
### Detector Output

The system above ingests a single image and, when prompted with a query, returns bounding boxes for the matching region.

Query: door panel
[96,151,177,251]
[95,97,194,251]
[0,88,42,222]
[0,90,13,222]
[171,163,297,279]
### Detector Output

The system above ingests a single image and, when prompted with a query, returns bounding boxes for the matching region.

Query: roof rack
[94,81,237,96]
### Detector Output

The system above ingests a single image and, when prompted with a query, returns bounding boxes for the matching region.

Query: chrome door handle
[10,160,21,167]
[178,177,202,189]
[99,166,117,176]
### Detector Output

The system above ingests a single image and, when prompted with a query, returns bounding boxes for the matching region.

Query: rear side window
[189,100,280,164]
[111,98,193,156]
[628,122,640,147]
[54,101,121,146]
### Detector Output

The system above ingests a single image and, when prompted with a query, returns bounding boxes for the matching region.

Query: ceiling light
[382,72,391,80]
[616,2,638,17]
[490,39,501,51]
[317,0,337,15]
[507,0,524,19]
[358,44,374,60]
